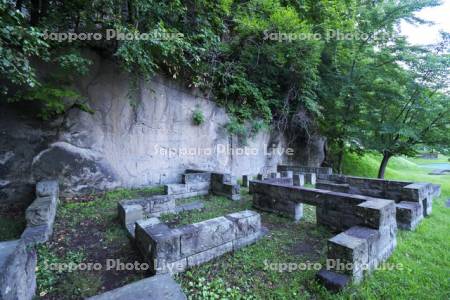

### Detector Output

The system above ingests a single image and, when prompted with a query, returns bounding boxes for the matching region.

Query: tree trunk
[336,140,345,174]
[377,152,392,179]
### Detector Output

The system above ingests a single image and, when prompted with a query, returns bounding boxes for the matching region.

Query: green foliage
[0,0,48,93]
[192,107,205,125]
[36,245,87,296]
[184,276,253,300]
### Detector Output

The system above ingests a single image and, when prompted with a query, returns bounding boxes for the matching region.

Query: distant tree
[359,34,450,178]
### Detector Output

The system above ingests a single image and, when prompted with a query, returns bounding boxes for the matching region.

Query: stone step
[87,274,186,300]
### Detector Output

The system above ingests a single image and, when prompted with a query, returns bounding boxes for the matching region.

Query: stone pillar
[242,175,249,188]
[293,174,305,186]
[304,173,316,185]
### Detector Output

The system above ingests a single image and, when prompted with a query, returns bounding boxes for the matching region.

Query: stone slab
[316,268,350,292]
[87,274,186,300]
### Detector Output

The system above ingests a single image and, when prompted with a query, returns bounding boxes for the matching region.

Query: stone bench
[277,165,333,175]
[316,180,350,193]
[315,174,440,230]
[250,180,397,288]
[135,210,266,274]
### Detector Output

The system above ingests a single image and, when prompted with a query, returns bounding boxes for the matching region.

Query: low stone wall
[250,180,397,287]
[118,195,203,237]
[135,210,266,274]
[277,165,332,175]
[0,180,59,300]
[316,174,440,230]
[210,172,240,201]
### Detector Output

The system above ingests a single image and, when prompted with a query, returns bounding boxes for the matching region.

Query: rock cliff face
[0,52,325,206]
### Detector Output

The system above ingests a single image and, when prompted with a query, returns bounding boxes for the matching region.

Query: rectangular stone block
[225,210,261,238]
[396,201,423,230]
[328,232,368,279]
[135,222,182,263]
[293,174,305,186]
[36,180,59,197]
[182,172,211,184]
[187,241,233,267]
[180,216,235,257]
[242,175,249,188]
[25,196,57,228]
[118,203,144,226]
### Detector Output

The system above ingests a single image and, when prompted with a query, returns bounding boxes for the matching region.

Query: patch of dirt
[41,209,149,299]
[290,239,323,260]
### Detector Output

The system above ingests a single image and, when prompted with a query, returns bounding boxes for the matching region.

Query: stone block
[25,196,57,228]
[187,242,233,267]
[327,232,368,279]
[135,222,182,263]
[180,217,235,257]
[118,204,144,226]
[36,180,59,197]
[225,210,261,238]
[87,274,187,300]
[21,224,51,245]
[396,201,423,230]
[242,175,249,188]
[0,240,37,300]
[182,172,211,184]
[316,269,350,292]
[293,174,305,186]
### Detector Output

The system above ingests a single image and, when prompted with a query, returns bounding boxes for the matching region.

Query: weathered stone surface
[316,269,350,292]
[174,201,204,213]
[136,210,265,274]
[21,225,51,245]
[87,274,186,300]
[136,222,182,263]
[180,217,235,257]
[396,201,423,230]
[293,174,305,187]
[210,172,240,200]
[277,165,332,175]
[118,204,144,226]
[242,175,250,188]
[250,180,397,285]
[316,181,350,193]
[25,196,57,227]
[35,180,59,197]
[328,233,368,280]
[182,172,211,184]
[0,240,37,300]
[225,210,261,238]
[187,241,233,267]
